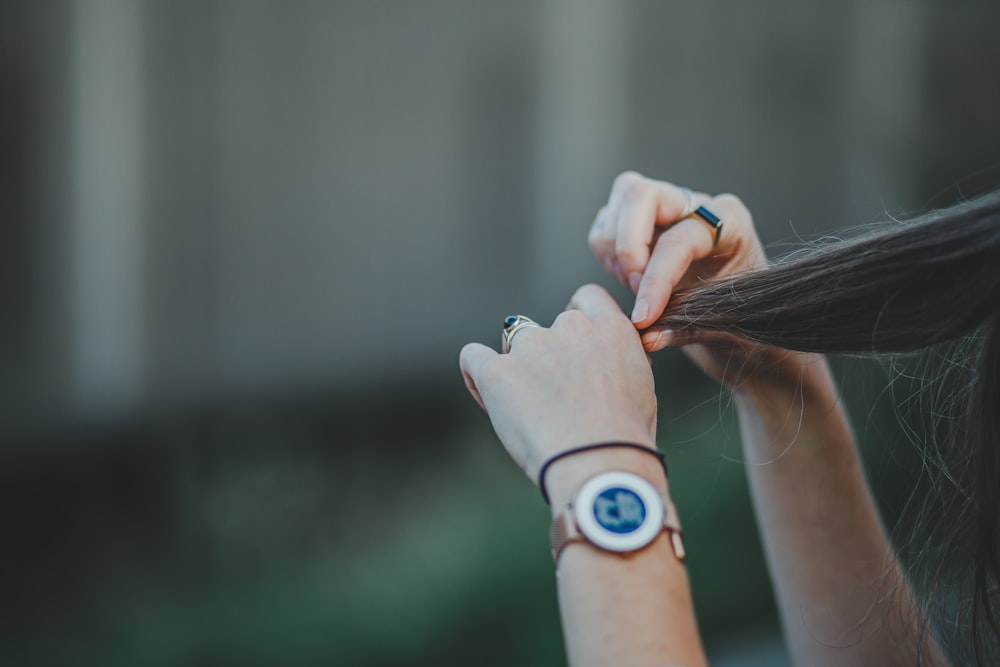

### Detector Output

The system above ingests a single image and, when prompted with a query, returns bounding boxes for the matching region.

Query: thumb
[459,342,498,412]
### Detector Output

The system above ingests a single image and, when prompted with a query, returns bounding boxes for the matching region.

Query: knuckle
[588,218,606,244]
[712,192,755,232]
[614,244,645,269]
[713,192,749,218]
[597,310,637,337]
[554,308,588,329]
[572,282,603,301]
[618,179,649,207]
[568,284,600,310]
[713,192,742,208]
[590,235,613,259]
[613,170,643,191]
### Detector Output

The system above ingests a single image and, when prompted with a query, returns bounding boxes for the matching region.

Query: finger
[631,194,749,328]
[504,322,545,353]
[615,182,710,288]
[589,172,639,278]
[596,171,648,284]
[459,342,497,411]
[588,205,616,276]
[640,327,672,353]
[613,180,681,285]
[702,192,756,259]
[640,327,682,353]
[567,283,625,319]
[629,218,714,327]
[640,325,734,352]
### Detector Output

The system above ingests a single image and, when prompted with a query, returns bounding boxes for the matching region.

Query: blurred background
[3,1,1000,665]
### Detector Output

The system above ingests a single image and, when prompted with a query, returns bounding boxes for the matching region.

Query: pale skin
[461,171,949,666]
[461,286,708,667]
[594,172,950,666]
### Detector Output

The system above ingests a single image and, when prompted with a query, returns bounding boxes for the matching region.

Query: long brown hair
[657,191,1000,662]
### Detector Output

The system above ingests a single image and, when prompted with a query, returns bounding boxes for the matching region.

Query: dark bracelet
[538,442,669,505]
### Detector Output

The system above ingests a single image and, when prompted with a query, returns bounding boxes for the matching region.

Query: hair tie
[538,442,668,505]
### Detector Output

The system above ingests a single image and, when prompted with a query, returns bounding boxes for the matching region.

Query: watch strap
[550,505,580,563]
[662,494,686,560]
[550,497,685,563]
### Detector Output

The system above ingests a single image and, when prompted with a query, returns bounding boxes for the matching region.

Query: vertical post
[533,1,630,310]
[69,0,146,417]
[845,1,927,212]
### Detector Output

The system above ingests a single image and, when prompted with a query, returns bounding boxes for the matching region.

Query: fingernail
[603,256,613,274]
[655,329,674,348]
[628,272,642,294]
[631,298,648,323]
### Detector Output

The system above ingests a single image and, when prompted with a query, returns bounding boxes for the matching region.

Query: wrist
[729,348,829,403]
[730,352,847,463]
[544,443,667,516]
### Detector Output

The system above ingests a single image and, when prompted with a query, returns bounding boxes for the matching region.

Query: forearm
[460,286,708,666]
[546,448,708,667]
[732,352,946,667]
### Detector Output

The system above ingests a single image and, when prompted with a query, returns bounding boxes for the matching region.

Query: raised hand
[459,284,657,484]
[588,171,767,348]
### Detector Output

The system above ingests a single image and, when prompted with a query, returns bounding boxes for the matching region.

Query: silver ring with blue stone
[501,314,541,353]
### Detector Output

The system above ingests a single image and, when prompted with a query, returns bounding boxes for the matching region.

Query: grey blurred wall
[4,0,1000,437]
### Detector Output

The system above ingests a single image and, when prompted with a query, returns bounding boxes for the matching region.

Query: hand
[589,171,790,388]
[459,285,657,484]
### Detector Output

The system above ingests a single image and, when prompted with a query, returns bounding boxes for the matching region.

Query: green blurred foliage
[5,353,926,666]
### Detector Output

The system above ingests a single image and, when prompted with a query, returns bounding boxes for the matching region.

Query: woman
[459,173,1000,666]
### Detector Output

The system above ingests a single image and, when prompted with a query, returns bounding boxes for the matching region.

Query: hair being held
[657,191,1000,663]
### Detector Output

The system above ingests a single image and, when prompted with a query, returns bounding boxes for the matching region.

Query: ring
[691,205,723,247]
[502,314,541,353]
[678,187,695,219]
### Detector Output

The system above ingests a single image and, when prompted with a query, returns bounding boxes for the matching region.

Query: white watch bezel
[573,471,665,553]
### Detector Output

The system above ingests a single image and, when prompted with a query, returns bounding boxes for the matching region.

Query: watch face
[594,487,646,534]
[574,471,665,553]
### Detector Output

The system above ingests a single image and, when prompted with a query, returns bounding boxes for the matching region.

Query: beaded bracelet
[538,442,669,505]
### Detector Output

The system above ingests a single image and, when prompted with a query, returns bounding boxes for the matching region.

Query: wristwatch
[550,471,685,564]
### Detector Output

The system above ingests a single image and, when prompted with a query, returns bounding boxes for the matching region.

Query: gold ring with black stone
[691,205,723,247]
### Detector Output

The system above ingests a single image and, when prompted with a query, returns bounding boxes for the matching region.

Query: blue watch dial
[593,486,646,534]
